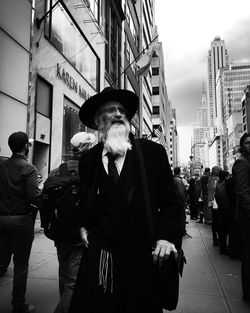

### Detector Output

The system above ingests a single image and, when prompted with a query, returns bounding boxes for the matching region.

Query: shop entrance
[33,141,50,182]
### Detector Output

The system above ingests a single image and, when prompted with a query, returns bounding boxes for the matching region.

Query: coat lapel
[124,149,137,211]
[86,143,103,210]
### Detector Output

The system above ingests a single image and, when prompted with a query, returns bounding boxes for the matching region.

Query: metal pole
[36,0,61,29]
[119,35,159,77]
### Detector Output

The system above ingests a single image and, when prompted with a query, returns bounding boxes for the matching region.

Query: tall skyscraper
[198,82,208,127]
[207,37,229,128]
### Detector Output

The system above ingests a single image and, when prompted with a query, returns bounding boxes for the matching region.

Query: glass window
[104,1,121,84]
[48,1,100,90]
[62,97,85,162]
[36,76,52,118]
[152,86,159,95]
[89,0,99,22]
[153,106,159,114]
[152,67,159,75]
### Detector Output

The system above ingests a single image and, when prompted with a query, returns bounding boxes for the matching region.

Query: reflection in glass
[50,2,99,90]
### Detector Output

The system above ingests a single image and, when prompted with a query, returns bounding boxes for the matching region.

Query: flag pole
[36,0,61,29]
[119,35,159,78]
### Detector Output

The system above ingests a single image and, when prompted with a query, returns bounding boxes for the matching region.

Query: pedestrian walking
[173,167,191,238]
[232,132,250,301]
[200,167,211,224]
[69,87,184,313]
[0,131,40,313]
[41,132,96,313]
[214,170,230,255]
[208,166,222,246]
[196,174,204,224]
[226,175,241,260]
[188,176,199,220]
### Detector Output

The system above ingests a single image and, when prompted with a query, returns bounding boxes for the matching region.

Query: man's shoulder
[134,138,165,152]
[17,158,38,174]
[80,142,102,161]
[233,154,250,170]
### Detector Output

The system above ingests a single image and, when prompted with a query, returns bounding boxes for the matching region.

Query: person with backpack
[40,131,96,313]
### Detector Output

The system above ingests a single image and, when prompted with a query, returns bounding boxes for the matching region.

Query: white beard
[103,122,132,156]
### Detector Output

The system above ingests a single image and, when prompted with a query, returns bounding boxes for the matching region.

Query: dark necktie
[106,152,119,183]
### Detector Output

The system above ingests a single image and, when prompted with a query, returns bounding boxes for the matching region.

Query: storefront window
[48,0,100,90]
[62,97,85,162]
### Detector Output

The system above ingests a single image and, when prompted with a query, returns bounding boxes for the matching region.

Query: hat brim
[79,89,139,130]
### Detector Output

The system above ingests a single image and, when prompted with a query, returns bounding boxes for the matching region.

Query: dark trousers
[211,209,219,244]
[189,199,198,219]
[241,218,250,298]
[0,215,34,308]
[217,209,229,253]
[54,242,83,313]
[228,207,241,259]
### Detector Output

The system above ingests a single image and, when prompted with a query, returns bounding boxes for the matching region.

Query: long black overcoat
[69,137,183,313]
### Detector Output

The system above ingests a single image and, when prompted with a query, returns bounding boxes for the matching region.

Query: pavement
[0,218,250,313]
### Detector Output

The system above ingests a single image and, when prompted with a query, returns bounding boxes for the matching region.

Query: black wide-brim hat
[79,87,139,130]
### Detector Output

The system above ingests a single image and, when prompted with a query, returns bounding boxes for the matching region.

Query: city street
[0,219,250,313]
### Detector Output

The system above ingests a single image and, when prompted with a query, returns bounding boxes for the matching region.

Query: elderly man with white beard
[69,87,183,313]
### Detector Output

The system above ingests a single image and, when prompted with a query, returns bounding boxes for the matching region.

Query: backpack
[40,162,80,242]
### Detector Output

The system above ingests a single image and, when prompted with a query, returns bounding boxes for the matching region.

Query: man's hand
[79,227,89,247]
[152,240,178,267]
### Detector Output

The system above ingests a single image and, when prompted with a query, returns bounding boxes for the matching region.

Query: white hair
[102,122,131,156]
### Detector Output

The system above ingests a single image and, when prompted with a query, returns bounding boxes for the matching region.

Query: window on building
[104,1,123,84]
[152,86,159,95]
[62,97,86,162]
[36,76,52,118]
[89,0,100,21]
[46,0,100,90]
[153,106,159,114]
[152,67,159,75]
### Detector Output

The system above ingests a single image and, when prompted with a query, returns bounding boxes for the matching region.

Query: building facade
[207,36,229,129]
[151,39,170,152]
[1,0,175,179]
[242,85,250,133]
[0,0,33,159]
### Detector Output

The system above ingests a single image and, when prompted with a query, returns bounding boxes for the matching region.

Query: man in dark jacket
[0,131,40,313]
[69,87,183,313]
[232,132,250,301]
[200,167,211,224]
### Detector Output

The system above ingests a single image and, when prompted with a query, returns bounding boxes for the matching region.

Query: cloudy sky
[155,0,250,163]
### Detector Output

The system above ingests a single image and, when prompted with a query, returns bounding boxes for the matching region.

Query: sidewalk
[173,219,250,313]
[0,219,250,313]
[0,220,59,313]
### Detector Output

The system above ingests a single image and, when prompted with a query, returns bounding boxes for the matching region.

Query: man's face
[95,101,131,155]
[97,101,127,130]
[243,137,250,154]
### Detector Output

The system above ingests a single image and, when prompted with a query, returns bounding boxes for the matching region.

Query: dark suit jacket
[70,137,183,312]
[78,137,183,247]
[232,153,250,219]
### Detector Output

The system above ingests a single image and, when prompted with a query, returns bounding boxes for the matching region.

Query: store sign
[56,63,90,100]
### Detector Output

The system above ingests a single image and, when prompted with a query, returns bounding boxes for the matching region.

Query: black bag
[154,248,186,311]
[40,163,80,242]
